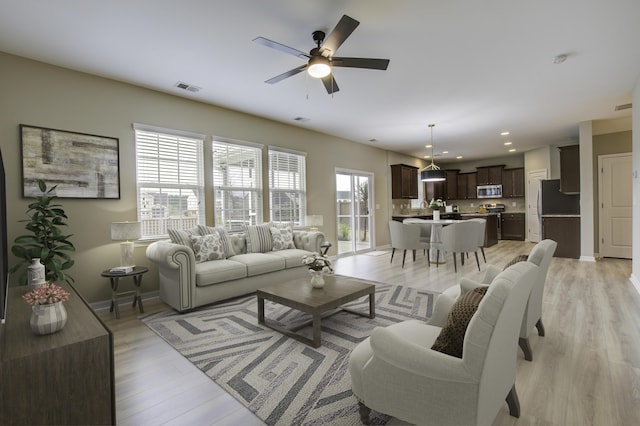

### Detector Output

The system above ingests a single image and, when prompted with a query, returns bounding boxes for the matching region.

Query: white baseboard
[579,255,597,262]
[630,274,640,296]
[91,290,159,312]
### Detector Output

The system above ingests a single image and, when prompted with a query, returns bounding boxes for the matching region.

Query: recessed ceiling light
[504,141,512,146]
[425,144,432,148]
[423,155,430,159]
[500,131,510,136]
[456,156,463,159]
[509,148,516,152]
[442,151,449,154]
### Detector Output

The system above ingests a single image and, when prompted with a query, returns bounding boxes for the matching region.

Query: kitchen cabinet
[460,213,498,247]
[477,165,504,185]
[457,172,477,199]
[501,212,525,240]
[502,167,525,197]
[444,169,459,200]
[391,164,418,199]
[541,215,580,258]
[0,282,116,425]
[559,145,580,194]
[425,180,445,201]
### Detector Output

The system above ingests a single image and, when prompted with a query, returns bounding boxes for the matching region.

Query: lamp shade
[420,169,446,182]
[305,215,324,227]
[111,221,141,241]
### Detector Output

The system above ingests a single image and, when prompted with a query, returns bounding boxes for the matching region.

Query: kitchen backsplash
[392,197,526,215]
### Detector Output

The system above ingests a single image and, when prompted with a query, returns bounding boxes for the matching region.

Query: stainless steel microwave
[477,184,502,199]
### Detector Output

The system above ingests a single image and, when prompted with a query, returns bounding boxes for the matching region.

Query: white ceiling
[1,0,638,162]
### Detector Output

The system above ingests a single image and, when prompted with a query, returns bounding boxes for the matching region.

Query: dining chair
[440,221,481,272]
[468,218,487,263]
[388,220,430,267]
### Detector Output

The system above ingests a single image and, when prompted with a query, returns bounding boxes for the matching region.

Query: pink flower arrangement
[22,282,70,306]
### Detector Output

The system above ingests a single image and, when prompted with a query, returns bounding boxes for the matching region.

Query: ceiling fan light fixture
[307,56,331,78]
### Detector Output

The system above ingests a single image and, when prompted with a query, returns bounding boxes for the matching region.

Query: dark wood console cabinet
[542,215,581,258]
[391,164,418,199]
[502,167,524,198]
[0,282,115,425]
[476,165,504,185]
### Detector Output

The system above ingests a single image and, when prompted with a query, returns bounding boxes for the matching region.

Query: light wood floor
[99,240,640,425]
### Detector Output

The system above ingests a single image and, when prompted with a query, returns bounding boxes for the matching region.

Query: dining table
[403,218,462,264]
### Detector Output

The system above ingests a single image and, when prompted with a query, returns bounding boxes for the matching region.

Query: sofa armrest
[146,240,197,312]
[293,230,326,253]
[146,240,196,269]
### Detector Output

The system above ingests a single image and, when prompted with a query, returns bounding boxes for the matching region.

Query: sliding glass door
[335,170,374,256]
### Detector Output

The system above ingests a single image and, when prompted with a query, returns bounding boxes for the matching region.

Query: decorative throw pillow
[197,225,236,258]
[190,233,225,263]
[167,227,200,250]
[431,287,488,358]
[242,223,273,253]
[504,254,529,270]
[270,226,296,251]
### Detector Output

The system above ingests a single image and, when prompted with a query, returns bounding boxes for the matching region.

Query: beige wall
[0,52,397,303]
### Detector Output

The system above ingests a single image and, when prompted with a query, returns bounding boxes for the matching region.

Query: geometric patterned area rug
[142,281,436,426]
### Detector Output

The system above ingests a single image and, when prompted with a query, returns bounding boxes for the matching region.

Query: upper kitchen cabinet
[457,172,477,199]
[444,169,459,200]
[476,165,504,185]
[502,167,525,198]
[391,164,418,199]
[425,180,445,201]
[559,145,580,194]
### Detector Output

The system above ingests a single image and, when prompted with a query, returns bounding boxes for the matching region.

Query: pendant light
[420,124,446,182]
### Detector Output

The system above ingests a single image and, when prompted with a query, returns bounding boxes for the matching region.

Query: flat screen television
[1,147,8,323]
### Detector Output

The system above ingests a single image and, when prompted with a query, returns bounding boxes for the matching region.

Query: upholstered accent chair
[430,239,557,361]
[349,262,538,425]
[440,220,482,272]
[388,220,430,267]
[468,218,487,263]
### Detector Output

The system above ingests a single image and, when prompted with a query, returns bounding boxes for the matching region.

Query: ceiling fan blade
[321,74,340,94]
[332,57,390,70]
[319,15,359,57]
[253,37,309,59]
[265,65,307,84]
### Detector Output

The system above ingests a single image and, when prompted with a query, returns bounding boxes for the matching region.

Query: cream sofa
[146,228,326,312]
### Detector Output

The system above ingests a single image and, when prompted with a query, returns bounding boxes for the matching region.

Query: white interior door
[527,169,547,242]
[599,153,632,259]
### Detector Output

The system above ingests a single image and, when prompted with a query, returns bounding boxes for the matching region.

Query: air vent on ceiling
[175,81,202,93]
[615,103,632,111]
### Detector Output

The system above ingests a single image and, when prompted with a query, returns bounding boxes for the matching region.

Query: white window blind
[212,140,263,230]
[135,128,205,238]
[268,148,306,226]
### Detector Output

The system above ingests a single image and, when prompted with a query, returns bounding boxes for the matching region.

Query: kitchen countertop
[459,212,498,216]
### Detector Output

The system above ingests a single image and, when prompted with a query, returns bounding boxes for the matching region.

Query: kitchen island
[459,213,499,247]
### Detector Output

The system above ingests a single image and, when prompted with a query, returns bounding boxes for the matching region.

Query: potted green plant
[10,179,75,285]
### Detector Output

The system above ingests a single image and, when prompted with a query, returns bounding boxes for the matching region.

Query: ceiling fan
[253,15,390,94]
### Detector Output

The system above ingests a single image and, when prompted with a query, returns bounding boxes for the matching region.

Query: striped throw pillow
[242,223,273,253]
[167,227,200,250]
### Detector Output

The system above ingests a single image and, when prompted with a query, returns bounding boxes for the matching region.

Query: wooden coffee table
[257,274,376,348]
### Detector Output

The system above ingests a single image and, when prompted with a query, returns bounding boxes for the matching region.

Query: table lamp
[111,221,141,267]
[306,215,323,231]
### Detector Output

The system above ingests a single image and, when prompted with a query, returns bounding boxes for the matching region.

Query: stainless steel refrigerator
[538,179,580,216]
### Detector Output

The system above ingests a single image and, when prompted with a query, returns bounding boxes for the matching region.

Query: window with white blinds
[268,148,306,226]
[212,140,263,231]
[134,127,205,238]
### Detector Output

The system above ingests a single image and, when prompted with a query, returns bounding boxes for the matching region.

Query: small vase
[27,258,46,290]
[30,301,67,335]
[310,270,325,288]
[433,210,441,221]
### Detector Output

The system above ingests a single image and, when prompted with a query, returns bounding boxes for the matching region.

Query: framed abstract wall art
[20,124,120,199]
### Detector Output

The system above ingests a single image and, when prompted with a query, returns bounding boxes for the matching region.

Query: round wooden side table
[100,266,149,319]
